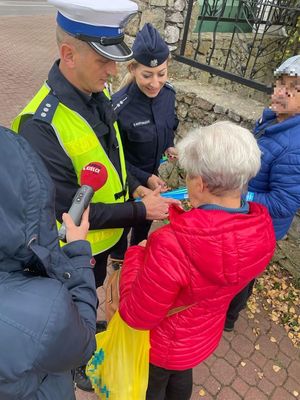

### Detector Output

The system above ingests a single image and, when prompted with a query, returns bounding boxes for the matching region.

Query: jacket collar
[260,108,300,134]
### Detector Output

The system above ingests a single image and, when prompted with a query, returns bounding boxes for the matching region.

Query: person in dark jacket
[0,126,98,400]
[119,121,275,400]
[225,55,300,331]
[110,23,179,265]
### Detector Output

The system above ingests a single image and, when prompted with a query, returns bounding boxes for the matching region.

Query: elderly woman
[119,121,276,400]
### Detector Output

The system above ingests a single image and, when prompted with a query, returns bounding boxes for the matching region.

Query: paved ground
[0,0,54,16]
[1,13,299,400]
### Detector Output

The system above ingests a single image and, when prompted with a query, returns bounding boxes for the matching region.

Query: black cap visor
[89,41,133,62]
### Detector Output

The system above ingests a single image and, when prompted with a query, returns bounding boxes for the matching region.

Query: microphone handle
[58,185,94,242]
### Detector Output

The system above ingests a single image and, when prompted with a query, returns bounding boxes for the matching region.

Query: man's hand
[147,174,168,192]
[132,185,153,199]
[62,207,90,243]
[142,187,181,220]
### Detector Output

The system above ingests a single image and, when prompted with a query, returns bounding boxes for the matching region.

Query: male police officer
[12,0,179,391]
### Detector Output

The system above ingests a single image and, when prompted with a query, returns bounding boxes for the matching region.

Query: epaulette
[33,93,59,124]
[113,93,130,113]
[164,81,176,93]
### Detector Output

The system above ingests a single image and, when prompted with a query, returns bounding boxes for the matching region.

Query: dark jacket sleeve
[34,240,98,371]
[126,160,152,187]
[19,118,146,229]
[248,137,300,219]
[126,169,142,194]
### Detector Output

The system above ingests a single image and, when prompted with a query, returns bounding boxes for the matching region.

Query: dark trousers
[226,279,255,324]
[130,220,152,246]
[110,220,152,261]
[146,364,193,400]
[93,249,111,288]
[109,228,130,261]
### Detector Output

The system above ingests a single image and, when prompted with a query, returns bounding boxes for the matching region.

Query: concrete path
[0,13,299,400]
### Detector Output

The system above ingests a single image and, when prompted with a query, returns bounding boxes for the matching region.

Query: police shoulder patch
[113,94,130,113]
[164,81,176,93]
[33,94,59,124]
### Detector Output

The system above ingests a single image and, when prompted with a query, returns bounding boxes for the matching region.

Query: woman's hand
[147,174,168,192]
[62,207,90,243]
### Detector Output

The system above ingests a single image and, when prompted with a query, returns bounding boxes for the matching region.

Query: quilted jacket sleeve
[119,228,190,330]
[33,241,97,372]
[248,134,300,219]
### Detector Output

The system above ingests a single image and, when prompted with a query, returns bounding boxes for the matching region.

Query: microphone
[58,162,108,241]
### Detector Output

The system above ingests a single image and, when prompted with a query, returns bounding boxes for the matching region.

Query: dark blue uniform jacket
[112,81,179,186]
[248,108,300,239]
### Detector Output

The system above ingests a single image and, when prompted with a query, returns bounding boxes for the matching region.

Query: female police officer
[111,23,179,263]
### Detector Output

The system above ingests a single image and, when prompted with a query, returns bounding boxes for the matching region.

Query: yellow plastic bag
[86,310,150,399]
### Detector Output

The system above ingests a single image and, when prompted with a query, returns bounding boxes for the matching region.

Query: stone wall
[113,0,281,103]
[158,79,264,189]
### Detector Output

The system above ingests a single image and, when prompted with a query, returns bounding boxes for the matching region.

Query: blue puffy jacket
[0,128,97,400]
[247,109,300,239]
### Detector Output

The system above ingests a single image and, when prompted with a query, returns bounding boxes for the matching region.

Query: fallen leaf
[257,372,264,379]
[270,336,277,343]
[293,390,299,397]
[272,365,281,373]
[255,344,260,350]
[199,389,206,397]
[253,327,260,337]
[240,361,246,367]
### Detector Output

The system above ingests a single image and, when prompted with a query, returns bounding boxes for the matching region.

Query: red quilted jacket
[119,203,275,370]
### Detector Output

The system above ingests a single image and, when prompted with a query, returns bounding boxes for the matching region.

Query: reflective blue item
[245,191,254,201]
[135,187,188,202]
[161,187,188,200]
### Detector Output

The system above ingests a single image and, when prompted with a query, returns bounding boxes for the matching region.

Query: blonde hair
[118,60,139,90]
[118,57,170,90]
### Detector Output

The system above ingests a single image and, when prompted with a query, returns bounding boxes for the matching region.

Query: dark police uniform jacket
[19,61,146,231]
[112,81,179,186]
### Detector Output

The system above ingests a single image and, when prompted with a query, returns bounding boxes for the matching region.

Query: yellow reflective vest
[12,83,129,255]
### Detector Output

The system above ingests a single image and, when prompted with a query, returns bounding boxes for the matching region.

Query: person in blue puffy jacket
[246,55,300,240]
[225,55,300,331]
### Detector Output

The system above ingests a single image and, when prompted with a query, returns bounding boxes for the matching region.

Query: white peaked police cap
[48,0,138,61]
[274,55,300,77]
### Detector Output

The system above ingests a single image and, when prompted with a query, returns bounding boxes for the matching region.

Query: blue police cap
[48,0,138,62]
[132,23,169,67]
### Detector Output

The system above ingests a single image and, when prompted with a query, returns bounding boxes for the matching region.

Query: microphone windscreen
[80,162,108,191]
